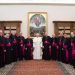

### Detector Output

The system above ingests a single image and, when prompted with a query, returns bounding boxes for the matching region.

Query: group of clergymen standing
[0,30,75,69]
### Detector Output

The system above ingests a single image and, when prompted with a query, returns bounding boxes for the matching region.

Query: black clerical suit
[17,36,25,60]
[25,38,33,60]
[4,37,12,64]
[62,37,70,63]
[0,36,5,67]
[10,34,18,62]
[57,36,64,61]
[70,36,75,68]
[51,37,58,60]
[42,36,51,60]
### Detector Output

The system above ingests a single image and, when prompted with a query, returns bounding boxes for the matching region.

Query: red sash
[19,42,23,44]
[13,39,17,44]
[0,44,4,47]
[27,43,32,47]
[59,42,62,46]
[63,45,67,49]
[6,43,11,47]
[44,40,50,44]
[52,42,57,46]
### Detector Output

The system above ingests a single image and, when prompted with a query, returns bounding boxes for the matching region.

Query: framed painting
[28,12,48,37]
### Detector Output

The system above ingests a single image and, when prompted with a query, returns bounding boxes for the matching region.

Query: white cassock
[33,37,42,60]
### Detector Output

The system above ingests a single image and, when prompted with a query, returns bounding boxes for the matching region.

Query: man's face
[36,33,39,37]
[12,32,16,35]
[52,34,55,37]
[64,34,67,38]
[60,32,63,36]
[28,35,30,38]
[71,32,74,37]
[20,33,22,36]
[45,32,48,36]
[6,34,10,38]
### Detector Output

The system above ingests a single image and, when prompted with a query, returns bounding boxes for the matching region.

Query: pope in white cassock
[33,33,43,60]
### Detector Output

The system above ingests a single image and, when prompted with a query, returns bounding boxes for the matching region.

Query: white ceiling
[0,0,75,4]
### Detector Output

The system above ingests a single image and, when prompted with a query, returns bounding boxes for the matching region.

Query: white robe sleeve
[40,37,42,47]
[33,38,36,48]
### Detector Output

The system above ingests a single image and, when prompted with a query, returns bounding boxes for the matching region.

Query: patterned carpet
[0,60,75,75]
[7,60,72,75]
